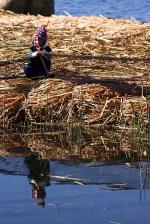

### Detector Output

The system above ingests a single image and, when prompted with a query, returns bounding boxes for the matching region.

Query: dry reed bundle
[0,79,32,125]
[25,79,121,124]
[0,77,149,128]
[0,92,24,124]
[120,97,148,126]
[25,79,75,122]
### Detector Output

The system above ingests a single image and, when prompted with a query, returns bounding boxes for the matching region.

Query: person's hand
[37,51,43,56]
[32,51,38,57]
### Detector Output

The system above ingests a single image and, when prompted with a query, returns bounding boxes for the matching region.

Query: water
[1,176,150,224]
[0,124,150,223]
[0,125,150,223]
[55,0,150,22]
[1,155,150,224]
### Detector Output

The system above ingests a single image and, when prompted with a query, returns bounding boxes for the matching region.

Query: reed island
[0,10,150,130]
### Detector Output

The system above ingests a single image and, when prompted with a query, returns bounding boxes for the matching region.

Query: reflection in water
[25,154,50,208]
[0,126,150,161]
[0,127,150,203]
[0,150,150,203]
[0,128,150,223]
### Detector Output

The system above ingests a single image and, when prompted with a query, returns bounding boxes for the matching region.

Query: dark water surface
[55,0,150,22]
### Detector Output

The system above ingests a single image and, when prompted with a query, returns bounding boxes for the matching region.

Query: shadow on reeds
[61,69,150,96]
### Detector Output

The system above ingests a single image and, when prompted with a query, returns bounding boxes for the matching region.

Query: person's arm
[29,49,39,58]
[28,45,41,58]
[41,46,52,61]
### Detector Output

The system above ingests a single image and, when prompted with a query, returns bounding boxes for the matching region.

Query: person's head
[34,200,45,208]
[32,185,46,208]
[32,185,46,199]
[32,25,48,48]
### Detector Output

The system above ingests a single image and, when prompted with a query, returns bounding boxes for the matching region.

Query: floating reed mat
[0,11,150,79]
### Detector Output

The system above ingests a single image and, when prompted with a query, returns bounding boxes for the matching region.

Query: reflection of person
[25,154,50,208]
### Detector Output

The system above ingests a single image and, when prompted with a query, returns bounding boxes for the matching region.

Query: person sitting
[24,25,52,78]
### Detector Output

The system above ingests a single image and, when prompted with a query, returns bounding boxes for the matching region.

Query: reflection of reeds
[0,133,26,157]
[0,127,149,161]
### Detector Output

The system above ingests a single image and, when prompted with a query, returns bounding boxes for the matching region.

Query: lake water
[0,129,150,224]
[55,0,150,22]
[1,156,150,224]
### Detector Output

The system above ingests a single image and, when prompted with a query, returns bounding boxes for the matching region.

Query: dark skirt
[24,65,49,78]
